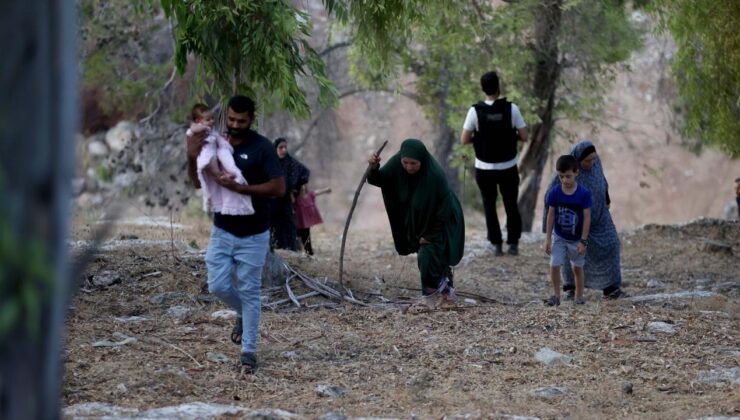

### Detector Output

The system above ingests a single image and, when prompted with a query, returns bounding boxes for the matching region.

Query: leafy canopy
[650,0,740,157]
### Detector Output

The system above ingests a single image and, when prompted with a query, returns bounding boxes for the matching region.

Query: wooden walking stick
[338,140,388,289]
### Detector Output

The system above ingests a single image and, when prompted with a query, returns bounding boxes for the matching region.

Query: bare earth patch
[63,218,739,419]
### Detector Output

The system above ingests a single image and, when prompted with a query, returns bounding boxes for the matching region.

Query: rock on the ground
[529,387,567,400]
[648,321,676,334]
[646,279,666,288]
[622,382,634,394]
[211,309,238,320]
[535,348,573,366]
[92,270,121,287]
[206,352,230,364]
[628,291,718,303]
[320,413,348,420]
[166,305,192,320]
[105,121,137,152]
[696,367,740,385]
[316,384,348,398]
[87,139,110,157]
[113,316,150,323]
[92,332,137,347]
[246,408,299,418]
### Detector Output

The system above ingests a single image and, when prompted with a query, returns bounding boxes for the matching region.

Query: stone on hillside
[63,402,138,418]
[113,172,137,188]
[105,120,137,152]
[87,139,109,157]
[92,332,137,347]
[535,348,573,366]
[320,413,348,420]
[501,416,541,420]
[622,382,634,394]
[646,279,666,289]
[316,384,348,398]
[113,316,150,323]
[247,408,299,418]
[529,387,567,400]
[648,321,676,334]
[166,305,192,320]
[696,367,740,385]
[211,309,238,320]
[206,352,230,364]
[698,239,733,255]
[628,291,717,303]
[92,270,121,287]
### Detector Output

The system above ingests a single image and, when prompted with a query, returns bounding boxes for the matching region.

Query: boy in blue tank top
[544,155,592,306]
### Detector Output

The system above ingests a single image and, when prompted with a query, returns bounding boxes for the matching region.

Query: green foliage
[158,0,337,118]
[79,0,172,118]
[397,0,642,129]
[650,0,740,157]
[0,184,53,339]
[95,164,113,182]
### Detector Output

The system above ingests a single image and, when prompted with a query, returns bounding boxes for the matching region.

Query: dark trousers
[475,166,522,245]
[297,228,313,255]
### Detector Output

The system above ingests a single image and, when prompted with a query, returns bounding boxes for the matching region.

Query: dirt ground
[63,212,739,419]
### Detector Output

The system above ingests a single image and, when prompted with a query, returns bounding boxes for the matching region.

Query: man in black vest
[460,71,528,256]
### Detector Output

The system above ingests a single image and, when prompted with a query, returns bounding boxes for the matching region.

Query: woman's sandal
[239,352,257,375]
[230,318,243,345]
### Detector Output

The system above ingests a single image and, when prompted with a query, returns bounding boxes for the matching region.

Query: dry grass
[63,216,740,418]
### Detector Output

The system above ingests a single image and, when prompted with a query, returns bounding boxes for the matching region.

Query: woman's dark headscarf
[368,139,464,264]
[274,137,309,195]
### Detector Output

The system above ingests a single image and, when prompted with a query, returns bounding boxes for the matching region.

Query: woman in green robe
[367,139,465,297]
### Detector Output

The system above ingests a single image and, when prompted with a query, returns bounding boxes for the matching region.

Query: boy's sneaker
[494,244,504,256]
[574,297,585,305]
[507,243,519,256]
[563,290,575,301]
[544,295,560,307]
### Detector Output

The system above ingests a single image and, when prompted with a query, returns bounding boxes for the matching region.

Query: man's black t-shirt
[213,129,283,237]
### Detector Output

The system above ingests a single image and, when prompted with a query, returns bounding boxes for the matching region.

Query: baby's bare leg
[205,158,222,178]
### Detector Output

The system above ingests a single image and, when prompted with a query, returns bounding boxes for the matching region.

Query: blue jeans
[205,226,269,354]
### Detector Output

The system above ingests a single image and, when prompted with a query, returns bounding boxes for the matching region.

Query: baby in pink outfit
[187,104,254,215]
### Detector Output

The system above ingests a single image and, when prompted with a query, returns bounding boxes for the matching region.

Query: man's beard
[226,126,250,139]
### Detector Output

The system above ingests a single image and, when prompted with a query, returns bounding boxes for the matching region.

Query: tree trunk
[428,72,461,195]
[518,0,562,232]
[0,1,77,419]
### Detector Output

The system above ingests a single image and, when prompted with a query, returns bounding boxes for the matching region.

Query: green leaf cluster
[650,0,740,157]
[79,0,172,118]
[159,0,337,118]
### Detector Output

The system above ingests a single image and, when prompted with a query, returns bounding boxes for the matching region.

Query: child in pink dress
[187,104,254,215]
[293,184,331,255]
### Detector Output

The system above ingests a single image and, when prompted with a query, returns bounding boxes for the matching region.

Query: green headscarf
[367,139,464,265]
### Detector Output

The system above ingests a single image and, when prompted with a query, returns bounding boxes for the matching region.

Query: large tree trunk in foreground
[518,0,562,232]
[0,1,77,419]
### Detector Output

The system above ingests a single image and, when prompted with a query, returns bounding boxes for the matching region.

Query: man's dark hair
[228,95,256,116]
[191,103,209,121]
[480,71,500,96]
[556,155,579,173]
[735,176,740,183]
